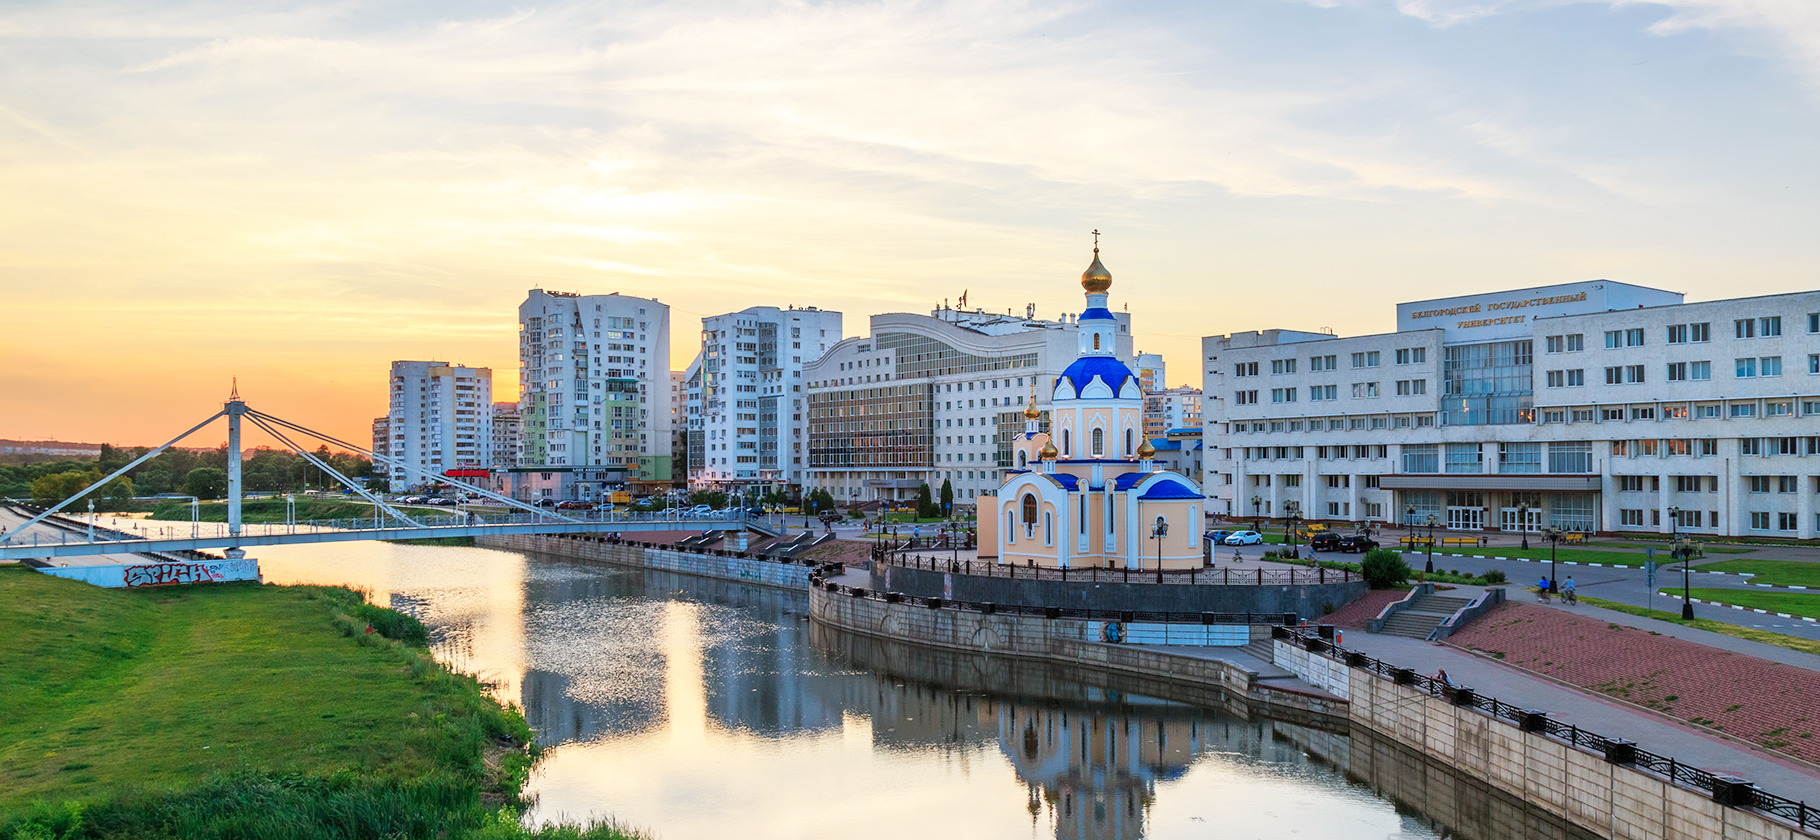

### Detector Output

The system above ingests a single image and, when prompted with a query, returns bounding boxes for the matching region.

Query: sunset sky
[3,0,1818,448]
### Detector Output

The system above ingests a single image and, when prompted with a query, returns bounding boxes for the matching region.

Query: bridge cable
[243,413,420,529]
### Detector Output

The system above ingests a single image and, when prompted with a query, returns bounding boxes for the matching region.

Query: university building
[803,302,1135,505]
[1202,280,1820,539]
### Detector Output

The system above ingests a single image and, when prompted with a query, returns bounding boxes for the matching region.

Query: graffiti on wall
[123,563,230,587]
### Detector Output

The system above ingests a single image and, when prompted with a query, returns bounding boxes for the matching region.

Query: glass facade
[877,332,1037,378]
[1497,442,1541,474]
[1401,444,1438,474]
[1442,340,1534,426]
[1444,443,1482,474]
[807,384,934,468]
[1548,441,1592,473]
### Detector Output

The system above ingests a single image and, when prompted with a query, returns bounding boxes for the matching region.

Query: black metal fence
[1274,627,1816,833]
[876,551,1358,586]
[809,572,1292,626]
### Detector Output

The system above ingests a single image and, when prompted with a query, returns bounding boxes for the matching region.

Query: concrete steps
[1375,594,1474,639]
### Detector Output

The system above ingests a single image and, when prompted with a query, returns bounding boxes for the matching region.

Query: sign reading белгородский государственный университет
[1394,280,1685,343]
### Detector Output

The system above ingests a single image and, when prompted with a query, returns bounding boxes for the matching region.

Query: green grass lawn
[1245,532,1678,567]
[0,566,637,839]
[1578,595,1820,658]
[1658,586,1820,620]
[1690,559,1820,587]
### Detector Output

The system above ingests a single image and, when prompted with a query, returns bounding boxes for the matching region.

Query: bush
[1481,569,1507,585]
[1360,549,1410,589]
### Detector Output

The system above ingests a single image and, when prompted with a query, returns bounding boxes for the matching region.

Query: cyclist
[1536,576,1552,603]
[1562,576,1577,605]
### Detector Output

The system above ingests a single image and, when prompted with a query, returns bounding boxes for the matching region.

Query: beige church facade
[977,247,1205,570]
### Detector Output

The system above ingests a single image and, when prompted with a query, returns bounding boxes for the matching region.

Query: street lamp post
[1283,500,1300,560]
[1669,506,1694,619]
[1251,495,1263,533]
[1405,504,1416,531]
[1422,514,1437,573]
[1544,527,1562,592]
[1518,502,1531,550]
[1152,517,1169,584]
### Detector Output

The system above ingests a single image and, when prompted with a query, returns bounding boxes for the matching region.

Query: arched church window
[1017,450,1027,468]
[1022,494,1038,524]
[1061,429,1070,457]
[1093,334,1101,350]
[1091,428,1104,456]
[1125,428,1133,456]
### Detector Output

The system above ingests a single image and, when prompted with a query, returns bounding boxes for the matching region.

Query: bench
[1561,532,1587,543]
[1400,537,1435,547]
[1441,537,1484,547]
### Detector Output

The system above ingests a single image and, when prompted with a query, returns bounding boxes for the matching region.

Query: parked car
[430,498,458,506]
[1204,530,1237,544]
[533,498,559,507]
[1335,535,1379,553]
[1222,530,1264,546]
[1308,531,1342,552]
[688,504,714,517]
[556,501,591,510]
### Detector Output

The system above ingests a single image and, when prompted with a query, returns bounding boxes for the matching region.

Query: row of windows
[1235,348,1429,378]
[1232,415,1436,433]
[1242,379,1431,403]
[1542,355,1820,387]
[1543,315,1814,356]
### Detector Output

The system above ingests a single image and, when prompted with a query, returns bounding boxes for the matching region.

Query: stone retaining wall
[810,585,1347,727]
[1273,639,1814,840]
[478,534,814,591]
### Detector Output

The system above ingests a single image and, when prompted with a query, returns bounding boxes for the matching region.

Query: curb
[1681,596,1820,624]
[1397,549,1762,579]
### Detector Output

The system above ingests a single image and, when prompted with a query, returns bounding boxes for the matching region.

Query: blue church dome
[1056,356,1136,399]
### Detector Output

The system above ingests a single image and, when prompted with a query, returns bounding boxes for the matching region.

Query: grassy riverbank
[0,566,641,839]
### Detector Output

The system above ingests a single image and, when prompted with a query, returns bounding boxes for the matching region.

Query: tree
[1360,549,1411,589]
[915,483,937,519]
[183,467,229,501]
[939,479,954,517]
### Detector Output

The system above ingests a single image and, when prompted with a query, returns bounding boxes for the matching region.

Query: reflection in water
[256,542,1587,840]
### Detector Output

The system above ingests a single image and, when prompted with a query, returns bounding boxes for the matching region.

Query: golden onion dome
[1038,438,1059,460]
[1081,248,1112,293]
[1137,438,1156,459]
[1023,400,1041,420]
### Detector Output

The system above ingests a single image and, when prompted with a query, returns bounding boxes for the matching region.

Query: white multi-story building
[1143,385,1202,439]
[690,306,842,492]
[516,289,671,499]
[1203,279,1820,539]
[804,303,1135,505]
[1135,352,1165,393]
[381,361,493,490]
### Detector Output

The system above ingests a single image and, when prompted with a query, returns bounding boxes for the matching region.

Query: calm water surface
[256,541,1512,840]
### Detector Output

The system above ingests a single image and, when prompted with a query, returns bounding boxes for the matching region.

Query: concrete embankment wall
[478,535,813,591]
[873,563,1366,617]
[1273,640,1813,840]
[810,585,1347,727]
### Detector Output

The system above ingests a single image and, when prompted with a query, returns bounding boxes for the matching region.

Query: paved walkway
[1339,630,1820,799]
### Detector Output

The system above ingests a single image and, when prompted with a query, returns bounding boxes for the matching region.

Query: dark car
[1336,535,1379,553]
[556,501,591,510]
[1308,531,1342,552]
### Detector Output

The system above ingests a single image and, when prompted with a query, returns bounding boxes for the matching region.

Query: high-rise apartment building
[1135,352,1165,393]
[517,289,671,499]
[490,402,520,467]
[381,361,493,489]
[803,303,1135,505]
[1143,386,1203,438]
[1203,279,1820,539]
[690,306,842,492]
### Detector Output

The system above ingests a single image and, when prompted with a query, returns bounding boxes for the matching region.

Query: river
[257,540,1590,840]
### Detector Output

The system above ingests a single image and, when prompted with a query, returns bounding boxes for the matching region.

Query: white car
[1222,530,1264,546]
[687,504,714,517]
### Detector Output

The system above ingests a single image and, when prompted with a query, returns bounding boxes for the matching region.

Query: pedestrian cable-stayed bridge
[0,394,780,563]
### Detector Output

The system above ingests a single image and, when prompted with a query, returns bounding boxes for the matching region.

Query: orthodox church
[977,245,1205,570]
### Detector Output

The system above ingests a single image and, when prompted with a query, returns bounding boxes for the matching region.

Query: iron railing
[809,574,1293,626]
[876,551,1358,586]
[1274,628,1816,834]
